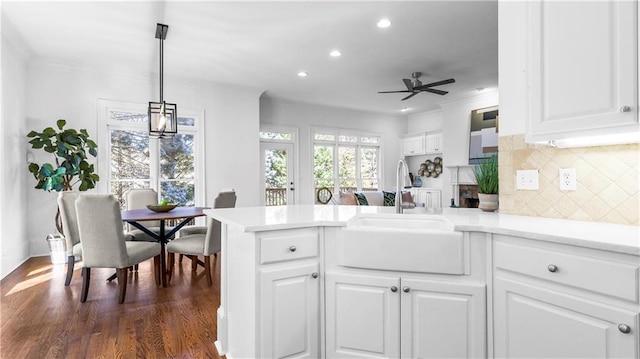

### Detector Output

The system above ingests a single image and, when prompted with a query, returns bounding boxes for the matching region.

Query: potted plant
[27,119,100,232]
[473,154,499,212]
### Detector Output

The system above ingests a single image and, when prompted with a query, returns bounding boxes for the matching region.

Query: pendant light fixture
[148,23,177,138]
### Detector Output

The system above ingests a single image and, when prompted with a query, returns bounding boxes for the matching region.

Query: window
[99,101,203,209]
[313,129,381,199]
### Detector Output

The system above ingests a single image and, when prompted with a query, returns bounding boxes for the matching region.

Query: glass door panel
[262,142,294,206]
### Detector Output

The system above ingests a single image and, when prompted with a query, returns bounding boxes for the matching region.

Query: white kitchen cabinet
[325,272,486,359]
[408,188,441,209]
[526,1,639,143]
[400,278,486,359]
[217,226,321,358]
[493,237,640,358]
[325,272,400,358]
[260,262,320,359]
[424,132,443,154]
[402,135,425,156]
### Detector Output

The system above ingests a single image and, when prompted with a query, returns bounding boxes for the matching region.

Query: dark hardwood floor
[1,255,224,358]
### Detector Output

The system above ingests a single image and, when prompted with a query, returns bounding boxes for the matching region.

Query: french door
[261,142,295,206]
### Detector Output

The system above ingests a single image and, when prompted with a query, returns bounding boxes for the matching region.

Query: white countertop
[205,205,640,255]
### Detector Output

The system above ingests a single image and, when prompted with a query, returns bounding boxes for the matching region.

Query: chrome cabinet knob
[547,264,558,273]
[390,286,398,293]
[311,272,318,279]
[289,246,296,252]
[620,106,631,113]
[619,324,631,334]
[403,286,410,293]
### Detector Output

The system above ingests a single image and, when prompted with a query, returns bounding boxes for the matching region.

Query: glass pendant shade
[148,101,177,138]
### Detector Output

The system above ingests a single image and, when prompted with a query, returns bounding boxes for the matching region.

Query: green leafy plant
[27,119,100,192]
[473,154,499,194]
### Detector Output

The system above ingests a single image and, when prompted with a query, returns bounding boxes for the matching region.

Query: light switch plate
[516,169,539,190]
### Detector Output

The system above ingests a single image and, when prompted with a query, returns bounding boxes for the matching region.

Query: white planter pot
[478,193,498,212]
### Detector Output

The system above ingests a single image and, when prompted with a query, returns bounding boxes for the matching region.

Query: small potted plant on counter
[473,154,498,212]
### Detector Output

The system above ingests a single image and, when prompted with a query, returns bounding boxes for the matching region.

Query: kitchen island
[205,205,639,359]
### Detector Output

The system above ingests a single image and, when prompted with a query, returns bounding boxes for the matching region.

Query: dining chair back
[168,190,237,285]
[57,191,83,286]
[125,188,160,228]
[204,191,237,256]
[75,194,161,303]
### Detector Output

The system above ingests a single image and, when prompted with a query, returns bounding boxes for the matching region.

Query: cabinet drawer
[260,229,319,264]
[494,241,639,302]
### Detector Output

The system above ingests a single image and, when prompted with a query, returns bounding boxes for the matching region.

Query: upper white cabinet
[402,132,443,156]
[402,135,425,156]
[526,1,639,143]
[425,132,443,154]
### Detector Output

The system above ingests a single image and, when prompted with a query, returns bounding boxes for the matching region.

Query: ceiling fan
[379,72,455,101]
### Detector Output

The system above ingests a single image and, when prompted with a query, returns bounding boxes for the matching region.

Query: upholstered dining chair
[125,188,170,242]
[75,194,162,303]
[167,190,237,285]
[57,191,83,286]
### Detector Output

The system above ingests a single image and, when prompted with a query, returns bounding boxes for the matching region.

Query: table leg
[160,220,167,287]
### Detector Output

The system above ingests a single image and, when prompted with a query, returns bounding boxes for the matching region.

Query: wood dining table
[121,206,208,287]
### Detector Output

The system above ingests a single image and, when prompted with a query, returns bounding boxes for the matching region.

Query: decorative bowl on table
[146,204,177,212]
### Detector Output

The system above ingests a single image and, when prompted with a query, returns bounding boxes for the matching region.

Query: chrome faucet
[396,159,416,214]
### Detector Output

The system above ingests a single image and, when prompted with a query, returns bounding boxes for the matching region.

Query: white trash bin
[46,234,67,264]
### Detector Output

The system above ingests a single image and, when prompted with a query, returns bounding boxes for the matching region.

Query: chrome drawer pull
[390,286,398,293]
[311,272,319,279]
[403,286,410,293]
[547,264,558,273]
[618,324,631,334]
[289,246,296,252]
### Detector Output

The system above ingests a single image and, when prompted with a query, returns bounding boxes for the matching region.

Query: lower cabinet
[325,271,486,359]
[493,237,640,358]
[260,263,320,359]
[494,278,638,358]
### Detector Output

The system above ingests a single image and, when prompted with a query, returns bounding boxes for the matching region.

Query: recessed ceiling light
[297,71,308,77]
[377,18,391,28]
[401,108,410,112]
[330,50,342,57]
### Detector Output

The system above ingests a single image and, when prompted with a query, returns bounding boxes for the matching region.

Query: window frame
[311,127,383,199]
[97,99,205,207]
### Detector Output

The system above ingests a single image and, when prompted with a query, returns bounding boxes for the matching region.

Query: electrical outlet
[516,170,539,190]
[559,168,577,191]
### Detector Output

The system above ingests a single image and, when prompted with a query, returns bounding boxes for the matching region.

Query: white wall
[1,13,30,278]
[24,61,262,257]
[260,97,407,204]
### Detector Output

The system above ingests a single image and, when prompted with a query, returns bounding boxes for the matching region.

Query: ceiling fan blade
[416,78,456,89]
[402,78,414,91]
[401,92,419,101]
[421,88,448,96]
[378,90,412,93]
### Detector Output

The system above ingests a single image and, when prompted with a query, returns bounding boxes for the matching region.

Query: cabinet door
[425,132,443,154]
[494,277,638,358]
[400,278,486,359]
[527,1,638,142]
[403,136,425,156]
[260,263,320,359]
[326,272,401,359]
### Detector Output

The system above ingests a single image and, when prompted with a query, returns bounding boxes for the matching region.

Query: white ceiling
[2,1,498,115]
